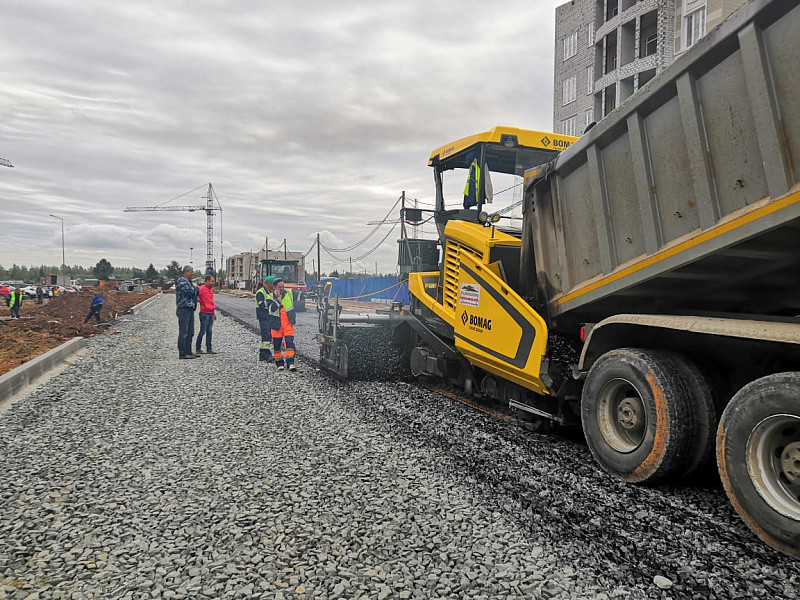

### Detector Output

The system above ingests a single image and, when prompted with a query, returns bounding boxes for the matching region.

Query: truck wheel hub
[597,378,647,453]
[780,441,800,484]
[746,414,800,521]
[617,399,640,430]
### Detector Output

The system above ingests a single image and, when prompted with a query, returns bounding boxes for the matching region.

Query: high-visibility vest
[463,159,481,208]
[279,289,294,311]
[256,287,280,316]
[9,291,22,308]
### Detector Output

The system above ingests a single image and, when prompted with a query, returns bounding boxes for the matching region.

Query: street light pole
[49,214,65,277]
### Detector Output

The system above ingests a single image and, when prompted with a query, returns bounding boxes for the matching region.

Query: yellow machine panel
[408,221,551,395]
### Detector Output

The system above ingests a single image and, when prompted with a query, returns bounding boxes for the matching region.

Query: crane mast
[124,183,219,276]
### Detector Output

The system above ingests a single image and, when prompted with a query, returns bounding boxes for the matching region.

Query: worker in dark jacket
[255,276,278,362]
[175,265,199,359]
[84,292,103,323]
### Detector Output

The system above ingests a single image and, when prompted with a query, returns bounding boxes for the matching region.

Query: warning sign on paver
[459,283,480,307]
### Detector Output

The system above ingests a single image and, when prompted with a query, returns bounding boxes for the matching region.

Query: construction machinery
[125,183,221,277]
[319,0,800,558]
[259,254,308,312]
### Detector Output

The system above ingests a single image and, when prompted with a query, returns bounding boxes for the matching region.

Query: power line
[320,194,403,253]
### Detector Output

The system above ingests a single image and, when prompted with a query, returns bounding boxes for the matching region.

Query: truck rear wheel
[668,354,718,478]
[582,348,693,484]
[717,373,800,558]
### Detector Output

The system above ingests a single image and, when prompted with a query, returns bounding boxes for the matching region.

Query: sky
[0,1,564,276]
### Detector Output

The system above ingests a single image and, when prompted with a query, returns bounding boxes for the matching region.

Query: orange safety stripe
[273,351,283,359]
[285,349,295,357]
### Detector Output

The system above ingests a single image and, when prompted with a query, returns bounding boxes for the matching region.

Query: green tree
[165,261,182,280]
[145,264,158,281]
[131,267,145,279]
[92,259,114,280]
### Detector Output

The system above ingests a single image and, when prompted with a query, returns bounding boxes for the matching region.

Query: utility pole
[317,233,321,281]
[49,214,65,279]
[283,238,287,259]
[312,259,316,281]
[349,257,352,275]
[375,261,378,276]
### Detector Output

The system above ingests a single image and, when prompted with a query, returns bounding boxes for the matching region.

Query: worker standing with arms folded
[196,275,217,354]
[272,278,296,371]
[8,286,22,319]
[175,265,199,359]
[255,276,278,362]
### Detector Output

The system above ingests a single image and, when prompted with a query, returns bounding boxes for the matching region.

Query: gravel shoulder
[1,295,613,599]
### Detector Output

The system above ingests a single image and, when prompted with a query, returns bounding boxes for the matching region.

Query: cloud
[0,0,562,273]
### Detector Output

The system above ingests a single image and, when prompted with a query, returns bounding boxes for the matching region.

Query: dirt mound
[0,289,156,376]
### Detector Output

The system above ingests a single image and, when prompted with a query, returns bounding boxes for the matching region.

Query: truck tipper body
[521,0,800,332]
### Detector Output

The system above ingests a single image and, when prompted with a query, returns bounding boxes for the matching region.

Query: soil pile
[0,289,155,376]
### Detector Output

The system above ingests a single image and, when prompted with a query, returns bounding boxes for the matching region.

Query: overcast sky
[0,1,563,276]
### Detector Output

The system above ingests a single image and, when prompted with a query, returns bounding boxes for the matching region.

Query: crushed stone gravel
[1,295,617,599]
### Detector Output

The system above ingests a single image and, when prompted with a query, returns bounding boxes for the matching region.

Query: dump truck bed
[521,0,800,331]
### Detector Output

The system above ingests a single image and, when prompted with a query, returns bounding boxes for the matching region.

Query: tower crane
[125,183,221,276]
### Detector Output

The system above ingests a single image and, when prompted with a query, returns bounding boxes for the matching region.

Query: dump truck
[318,0,800,557]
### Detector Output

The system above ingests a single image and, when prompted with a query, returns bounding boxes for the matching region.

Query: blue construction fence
[311,275,409,305]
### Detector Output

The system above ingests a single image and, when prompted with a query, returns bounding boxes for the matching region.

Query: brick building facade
[553,0,746,135]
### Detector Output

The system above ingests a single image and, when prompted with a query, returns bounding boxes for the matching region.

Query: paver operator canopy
[427,126,577,238]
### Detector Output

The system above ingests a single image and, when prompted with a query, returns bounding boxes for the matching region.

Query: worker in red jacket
[196,275,217,354]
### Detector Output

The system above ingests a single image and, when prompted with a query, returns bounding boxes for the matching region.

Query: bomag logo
[553,139,572,149]
[462,310,492,331]
[541,136,551,148]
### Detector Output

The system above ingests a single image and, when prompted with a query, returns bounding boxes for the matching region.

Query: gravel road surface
[1,294,798,599]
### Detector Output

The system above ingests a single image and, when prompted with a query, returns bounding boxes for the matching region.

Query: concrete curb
[128,292,163,314]
[0,337,86,405]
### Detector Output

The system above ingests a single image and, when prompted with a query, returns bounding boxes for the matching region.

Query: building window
[562,75,577,105]
[639,10,658,58]
[562,116,577,137]
[684,7,706,50]
[606,0,619,22]
[587,66,593,95]
[585,109,594,128]
[563,31,578,60]
[588,22,595,47]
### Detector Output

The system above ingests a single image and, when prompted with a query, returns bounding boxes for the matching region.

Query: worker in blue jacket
[84,292,103,323]
[176,265,199,359]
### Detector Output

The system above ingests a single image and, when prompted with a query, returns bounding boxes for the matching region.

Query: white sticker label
[459,283,480,307]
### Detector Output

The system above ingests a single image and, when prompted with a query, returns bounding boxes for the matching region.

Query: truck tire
[717,372,800,558]
[667,354,718,479]
[582,348,693,484]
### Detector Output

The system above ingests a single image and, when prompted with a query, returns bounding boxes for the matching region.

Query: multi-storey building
[553,0,746,136]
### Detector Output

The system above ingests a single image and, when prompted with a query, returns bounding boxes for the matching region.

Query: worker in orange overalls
[271,278,296,371]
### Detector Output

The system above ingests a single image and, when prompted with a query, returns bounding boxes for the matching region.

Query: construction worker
[463,158,481,208]
[175,265,199,359]
[255,276,279,362]
[8,287,22,318]
[272,278,296,371]
[84,292,103,323]
[196,275,217,354]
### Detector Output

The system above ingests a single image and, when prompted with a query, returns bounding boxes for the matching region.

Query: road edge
[0,336,86,407]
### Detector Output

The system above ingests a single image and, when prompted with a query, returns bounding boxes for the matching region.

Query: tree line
[0,260,216,283]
